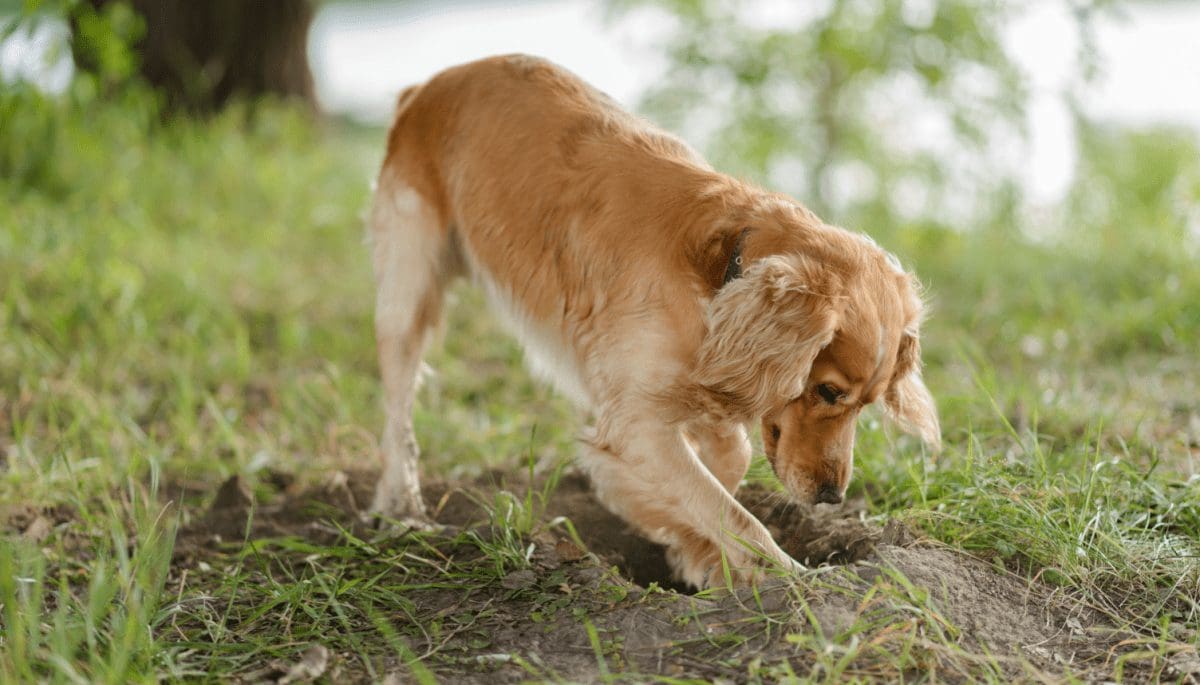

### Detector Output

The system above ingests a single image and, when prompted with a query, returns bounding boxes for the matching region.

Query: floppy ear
[690,228,750,291]
[690,255,843,419]
[882,330,942,451]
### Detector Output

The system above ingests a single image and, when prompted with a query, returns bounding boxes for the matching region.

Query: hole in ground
[425,471,880,591]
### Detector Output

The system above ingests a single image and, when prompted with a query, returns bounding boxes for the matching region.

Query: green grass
[2,88,1198,681]
[1,473,175,683]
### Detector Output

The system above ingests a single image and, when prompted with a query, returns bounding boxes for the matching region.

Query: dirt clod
[278,644,330,684]
[22,514,53,543]
[500,569,538,590]
[554,537,586,562]
[209,474,253,512]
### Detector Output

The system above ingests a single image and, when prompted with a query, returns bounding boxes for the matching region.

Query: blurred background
[6,0,1200,218]
[1,0,1197,490]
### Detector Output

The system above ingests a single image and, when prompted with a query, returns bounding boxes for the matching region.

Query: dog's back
[381,55,726,284]
[376,56,737,399]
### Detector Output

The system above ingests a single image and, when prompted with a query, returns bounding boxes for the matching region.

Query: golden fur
[367,55,940,588]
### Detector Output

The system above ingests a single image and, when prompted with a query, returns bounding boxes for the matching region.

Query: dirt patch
[171,467,882,590]
[419,472,881,591]
[1,502,86,553]
[164,468,1143,682]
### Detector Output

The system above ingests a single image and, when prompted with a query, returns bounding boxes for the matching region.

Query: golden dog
[368,55,940,588]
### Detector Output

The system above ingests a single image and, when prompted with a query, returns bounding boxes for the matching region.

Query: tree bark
[73,0,317,113]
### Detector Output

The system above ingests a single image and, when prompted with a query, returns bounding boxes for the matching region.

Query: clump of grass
[0,477,175,682]
[419,433,572,578]
[901,434,1199,632]
[847,374,1200,645]
[781,567,1009,683]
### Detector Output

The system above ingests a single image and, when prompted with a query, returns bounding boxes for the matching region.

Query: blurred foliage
[609,0,1117,228]
[1,0,143,89]
[3,0,315,117]
[610,0,1023,223]
[1057,120,1200,356]
[63,0,143,92]
[0,81,158,195]
[1,0,154,192]
[1067,119,1200,256]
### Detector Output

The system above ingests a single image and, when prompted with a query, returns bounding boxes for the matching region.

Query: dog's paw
[371,514,442,535]
[701,557,803,589]
[668,540,804,589]
[666,543,715,589]
[364,508,442,534]
[365,492,436,533]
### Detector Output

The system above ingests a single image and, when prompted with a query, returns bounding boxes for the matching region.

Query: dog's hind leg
[683,421,752,494]
[368,172,449,521]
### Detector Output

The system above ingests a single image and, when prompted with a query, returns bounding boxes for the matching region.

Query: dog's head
[692,221,940,505]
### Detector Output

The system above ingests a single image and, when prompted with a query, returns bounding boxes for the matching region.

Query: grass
[1,87,1198,682]
[1,474,175,682]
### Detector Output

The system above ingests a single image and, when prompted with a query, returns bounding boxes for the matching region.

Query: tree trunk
[73,0,317,113]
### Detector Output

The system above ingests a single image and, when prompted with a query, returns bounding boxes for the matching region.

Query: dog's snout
[815,485,843,505]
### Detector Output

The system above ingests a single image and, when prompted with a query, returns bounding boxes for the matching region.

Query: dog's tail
[393,84,421,117]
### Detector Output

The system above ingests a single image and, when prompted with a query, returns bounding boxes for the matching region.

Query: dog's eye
[770,424,781,442]
[816,384,843,405]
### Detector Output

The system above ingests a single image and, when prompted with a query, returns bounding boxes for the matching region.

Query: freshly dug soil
[422,471,882,591]
[138,468,1146,681]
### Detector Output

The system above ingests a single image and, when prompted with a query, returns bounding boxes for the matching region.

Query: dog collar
[722,228,750,287]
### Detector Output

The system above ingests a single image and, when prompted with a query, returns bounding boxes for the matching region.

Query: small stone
[500,569,537,590]
[1169,653,1200,676]
[554,538,585,562]
[209,475,253,513]
[879,519,912,546]
[278,644,329,684]
[22,515,52,543]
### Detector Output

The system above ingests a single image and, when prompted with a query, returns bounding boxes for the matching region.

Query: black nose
[815,485,843,505]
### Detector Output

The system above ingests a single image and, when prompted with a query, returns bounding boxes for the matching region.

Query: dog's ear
[690,255,843,418]
[882,326,942,452]
[691,229,751,292]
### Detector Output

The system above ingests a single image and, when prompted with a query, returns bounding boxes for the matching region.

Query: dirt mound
[169,468,1133,682]
[419,471,881,591]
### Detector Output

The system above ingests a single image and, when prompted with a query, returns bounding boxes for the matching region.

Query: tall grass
[0,476,175,682]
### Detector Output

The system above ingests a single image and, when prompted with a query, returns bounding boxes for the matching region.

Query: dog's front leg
[683,420,752,494]
[582,416,799,588]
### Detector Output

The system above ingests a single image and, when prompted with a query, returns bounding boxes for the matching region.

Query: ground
[7,458,1170,682]
[1,98,1199,683]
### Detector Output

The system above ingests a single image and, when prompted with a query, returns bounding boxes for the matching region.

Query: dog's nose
[815,485,843,505]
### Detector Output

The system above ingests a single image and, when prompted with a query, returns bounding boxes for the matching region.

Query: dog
[367,55,941,588]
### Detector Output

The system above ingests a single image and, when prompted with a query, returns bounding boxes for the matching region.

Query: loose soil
[154,468,1155,683]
